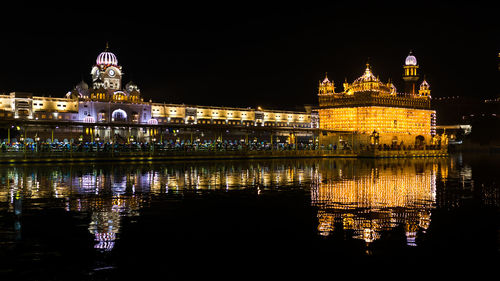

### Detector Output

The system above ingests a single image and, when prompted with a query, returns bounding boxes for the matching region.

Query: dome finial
[105,42,109,51]
[321,72,331,84]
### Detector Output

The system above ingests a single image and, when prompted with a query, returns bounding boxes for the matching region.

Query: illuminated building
[0,45,318,144]
[318,52,437,148]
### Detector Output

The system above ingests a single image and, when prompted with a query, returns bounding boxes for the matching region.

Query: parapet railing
[0,147,448,162]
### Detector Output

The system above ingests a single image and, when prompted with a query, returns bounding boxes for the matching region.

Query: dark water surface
[0,154,499,279]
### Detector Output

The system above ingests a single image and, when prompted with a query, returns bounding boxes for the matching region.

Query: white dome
[420,80,430,89]
[405,52,417,66]
[96,51,118,66]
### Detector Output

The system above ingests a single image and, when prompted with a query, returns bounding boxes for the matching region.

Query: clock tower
[91,44,123,91]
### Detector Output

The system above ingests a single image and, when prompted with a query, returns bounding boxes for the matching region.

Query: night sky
[0,3,498,110]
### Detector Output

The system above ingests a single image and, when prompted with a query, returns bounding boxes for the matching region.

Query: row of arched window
[89,92,141,102]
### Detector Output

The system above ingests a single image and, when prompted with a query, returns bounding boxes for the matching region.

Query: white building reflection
[0,160,316,251]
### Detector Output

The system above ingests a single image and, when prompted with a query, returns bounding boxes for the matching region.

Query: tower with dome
[403,51,420,95]
[69,44,141,103]
[63,45,152,140]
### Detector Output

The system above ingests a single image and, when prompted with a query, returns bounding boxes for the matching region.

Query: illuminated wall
[151,103,316,128]
[319,106,435,138]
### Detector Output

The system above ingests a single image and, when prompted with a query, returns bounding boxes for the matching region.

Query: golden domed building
[318,52,437,149]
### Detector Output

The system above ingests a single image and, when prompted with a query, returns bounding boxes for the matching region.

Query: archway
[391,136,398,148]
[415,135,425,147]
[112,109,127,122]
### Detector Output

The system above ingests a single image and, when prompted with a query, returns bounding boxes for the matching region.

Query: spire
[321,72,330,84]
[319,72,334,95]
[364,63,373,77]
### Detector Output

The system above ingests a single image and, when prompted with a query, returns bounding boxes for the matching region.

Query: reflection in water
[0,156,496,258]
[0,161,314,252]
[311,159,440,245]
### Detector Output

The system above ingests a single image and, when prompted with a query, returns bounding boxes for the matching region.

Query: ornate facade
[318,53,436,148]
[0,46,318,143]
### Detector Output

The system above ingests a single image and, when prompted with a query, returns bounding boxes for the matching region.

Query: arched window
[113,92,127,101]
[112,109,127,122]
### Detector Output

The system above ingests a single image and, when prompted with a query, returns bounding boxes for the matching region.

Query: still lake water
[0,153,499,279]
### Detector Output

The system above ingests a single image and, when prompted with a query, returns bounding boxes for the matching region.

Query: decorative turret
[318,73,335,95]
[402,51,420,95]
[418,79,431,98]
[343,78,349,92]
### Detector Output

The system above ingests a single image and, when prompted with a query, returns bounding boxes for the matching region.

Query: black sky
[0,3,498,110]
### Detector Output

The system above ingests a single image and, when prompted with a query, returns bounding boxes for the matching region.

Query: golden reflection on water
[311,158,446,245]
[0,158,459,250]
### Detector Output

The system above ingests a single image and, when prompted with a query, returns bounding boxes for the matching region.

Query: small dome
[420,80,430,89]
[96,47,118,66]
[125,81,140,93]
[321,73,331,84]
[354,64,379,83]
[76,80,89,90]
[405,52,417,66]
[125,81,136,88]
